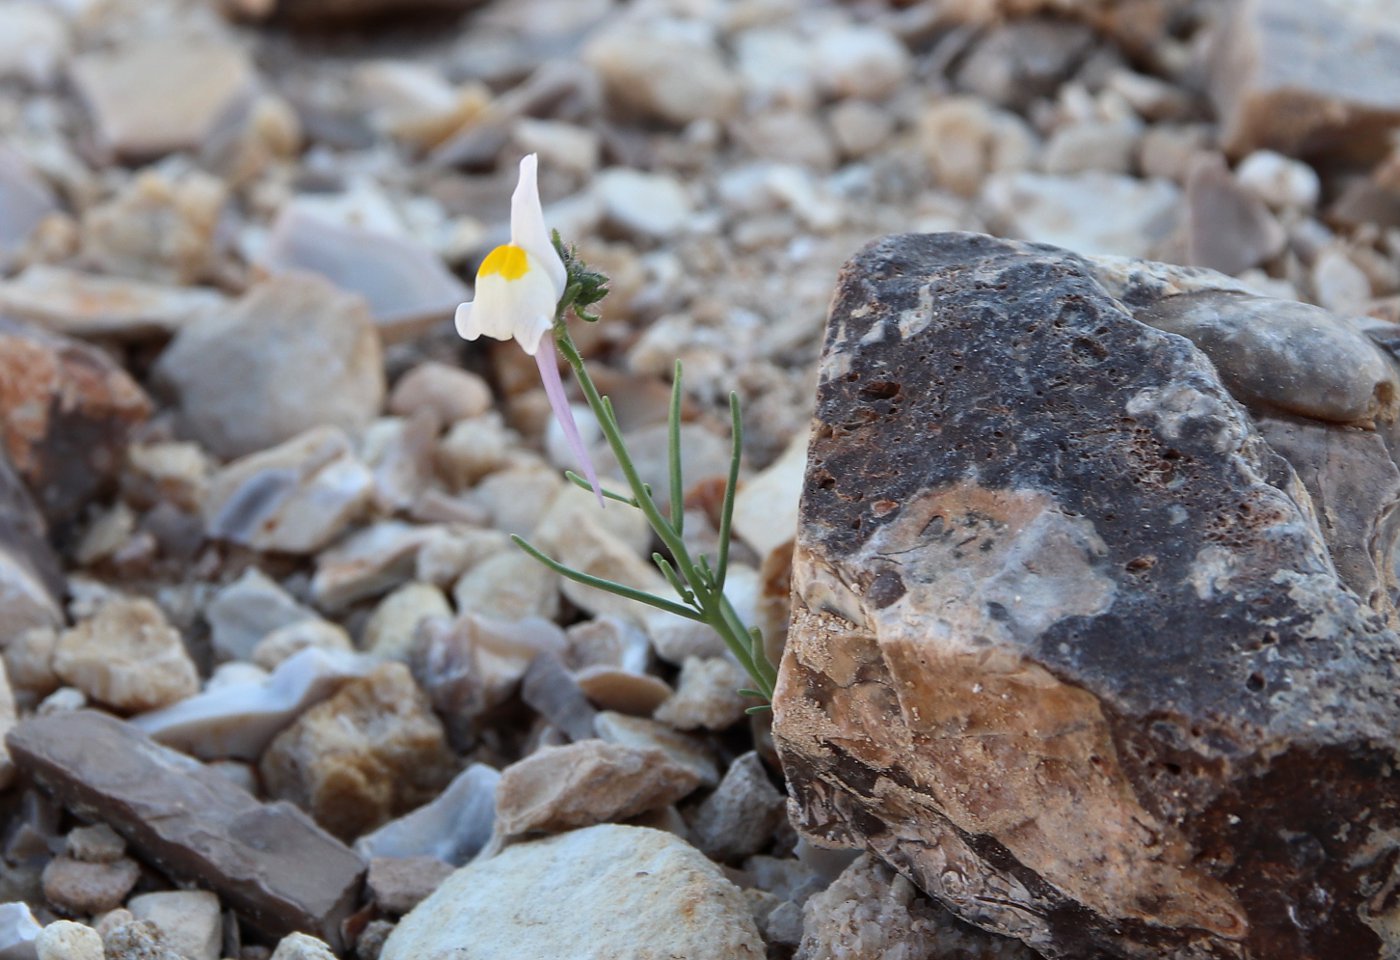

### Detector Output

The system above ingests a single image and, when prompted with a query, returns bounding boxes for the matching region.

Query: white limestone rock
[380,825,763,960]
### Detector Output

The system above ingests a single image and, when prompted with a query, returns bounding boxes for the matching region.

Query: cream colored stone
[53,597,198,712]
[363,582,452,660]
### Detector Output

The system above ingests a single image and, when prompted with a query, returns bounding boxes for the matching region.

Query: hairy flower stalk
[456,154,778,705]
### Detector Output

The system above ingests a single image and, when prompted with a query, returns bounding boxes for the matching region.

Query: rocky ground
[1,0,1400,958]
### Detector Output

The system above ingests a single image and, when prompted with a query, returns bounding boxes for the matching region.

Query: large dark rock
[772,232,1400,960]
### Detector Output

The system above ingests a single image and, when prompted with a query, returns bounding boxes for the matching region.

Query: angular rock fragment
[311,521,441,611]
[203,427,373,555]
[981,171,1180,258]
[409,614,566,750]
[0,902,41,959]
[1209,0,1400,161]
[1182,154,1285,277]
[0,149,56,268]
[155,274,384,461]
[127,891,221,960]
[132,647,372,761]
[69,36,258,161]
[0,266,225,341]
[7,710,364,950]
[796,855,1036,960]
[687,752,785,864]
[355,763,498,866]
[380,825,763,960]
[365,857,454,915]
[260,663,455,841]
[205,568,320,663]
[774,232,1400,960]
[0,455,62,641]
[0,319,151,522]
[53,596,199,713]
[262,205,468,343]
[494,740,700,840]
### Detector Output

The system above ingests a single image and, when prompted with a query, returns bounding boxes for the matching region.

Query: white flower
[454,154,603,506]
[455,154,568,356]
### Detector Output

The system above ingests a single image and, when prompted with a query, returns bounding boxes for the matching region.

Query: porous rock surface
[772,232,1400,960]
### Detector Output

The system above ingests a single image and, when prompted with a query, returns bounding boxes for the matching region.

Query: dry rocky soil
[2,0,1400,958]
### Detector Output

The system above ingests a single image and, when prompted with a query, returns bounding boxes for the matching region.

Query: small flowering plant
[456,155,778,707]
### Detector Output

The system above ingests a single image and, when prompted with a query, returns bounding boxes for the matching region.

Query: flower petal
[535,337,604,509]
[510,154,567,297]
[462,249,557,352]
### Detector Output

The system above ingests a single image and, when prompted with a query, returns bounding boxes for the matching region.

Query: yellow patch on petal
[478,244,531,281]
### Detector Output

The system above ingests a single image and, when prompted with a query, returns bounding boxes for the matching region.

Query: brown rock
[494,740,702,840]
[260,663,456,841]
[6,710,365,950]
[365,857,454,915]
[41,855,140,914]
[0,318,151,521]
[773,232,1400,959]
[79,169,227,286]
[1209,0,1400,161]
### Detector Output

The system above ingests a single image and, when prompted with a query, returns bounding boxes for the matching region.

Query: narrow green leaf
[652,552,696,606]
[511,535,705,622]
[668,360,684,536]
[745,703,772,715]
[716,391,743,591]
[564,471,640,507]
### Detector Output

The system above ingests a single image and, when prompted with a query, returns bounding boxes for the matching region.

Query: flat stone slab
[773,232,1400,960]
[7,710,364,951]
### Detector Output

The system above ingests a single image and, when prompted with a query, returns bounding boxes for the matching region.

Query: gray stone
[1182,154,1286,276]
[0,903,40,960]
[595,168,693,241]
[688,752,785,863]
[0,150,56,268]
[355,763,498,866]
[206,569,319,663]
[203,427,374,555]
[1209,0,1400,161]
[262,205,468,343]
[7,710,365,950]
[0,4,68,88]
[268,933,334,960]
[65,823,125,862]
[1133,289,1398,424]
[155,274,384,461]
[312,521,441,611]
[70,36,257,161]
[774,232,1400,960]
[131,647,372,761]
[796,855,1036,960]
[519,652,596,742]
[380,825,763,960]
[409,614,566,750]
[981,171,1180,258]
[0,266,225,341]
[583,19,740,126]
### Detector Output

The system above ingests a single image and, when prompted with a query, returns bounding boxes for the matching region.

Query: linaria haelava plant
[455,154,779,708]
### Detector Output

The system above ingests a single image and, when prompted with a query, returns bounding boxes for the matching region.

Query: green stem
[548,319,777,702]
